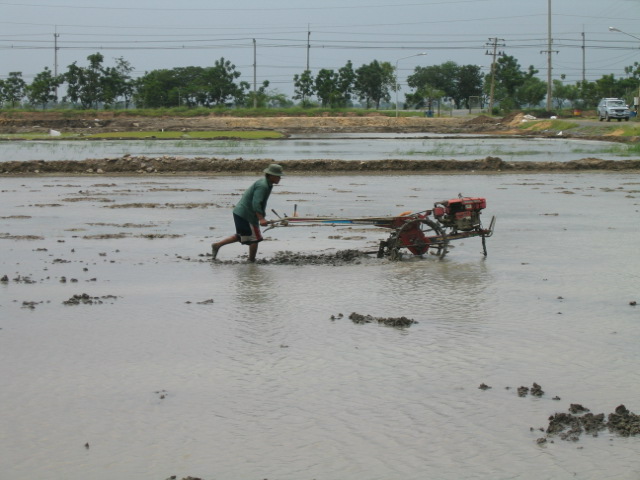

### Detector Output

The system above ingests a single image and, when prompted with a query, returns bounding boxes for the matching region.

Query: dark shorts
[233,213,263,244]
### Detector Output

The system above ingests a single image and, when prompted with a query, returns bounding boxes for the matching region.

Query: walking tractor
[267,194,496,261]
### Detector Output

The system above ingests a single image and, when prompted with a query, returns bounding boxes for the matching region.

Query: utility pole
[581,29,586,83]
[253,38,257,108]
[540,0,558,111]
[485,37,504,115]
[306,25,310,71]
[54,27,60,99]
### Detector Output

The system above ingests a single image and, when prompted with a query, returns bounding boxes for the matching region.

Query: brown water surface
[1,173,639,480]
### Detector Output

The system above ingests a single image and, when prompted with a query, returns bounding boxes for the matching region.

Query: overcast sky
[0,0,639,98]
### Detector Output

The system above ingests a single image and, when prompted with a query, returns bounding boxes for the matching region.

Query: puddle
[0,135,627,162]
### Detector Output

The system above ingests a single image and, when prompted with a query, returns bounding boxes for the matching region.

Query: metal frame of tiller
[267,195,496,261]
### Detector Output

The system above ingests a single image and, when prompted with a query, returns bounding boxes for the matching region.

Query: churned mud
[346,312,417,328]
[62,293,119,305]
[2,156,640,175]
[185,248,371,265]
[541,404,640,444]
[477,381,640,444]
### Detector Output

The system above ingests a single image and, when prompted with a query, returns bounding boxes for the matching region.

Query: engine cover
[433,197,486,231]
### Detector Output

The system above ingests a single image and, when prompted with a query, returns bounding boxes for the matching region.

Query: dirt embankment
[4,155,640,176]
[0,111,505,135]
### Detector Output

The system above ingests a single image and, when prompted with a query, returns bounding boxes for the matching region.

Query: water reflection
[232,262,277,307]
[382,257,492,322]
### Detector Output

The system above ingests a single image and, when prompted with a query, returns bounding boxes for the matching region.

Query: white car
[597,98,630,122]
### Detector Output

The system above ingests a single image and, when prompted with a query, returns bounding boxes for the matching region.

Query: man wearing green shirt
[211,164,284,262]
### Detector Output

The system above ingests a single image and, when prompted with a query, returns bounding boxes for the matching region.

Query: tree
[337,61,356,107]
[315,68,339,107]
[552,79,580,109]
[595,74,619,99]
[200,58,249,106]
[517,76,547,107]
[133,60,249,109]
[407,62,483,109]
[266,90,293,108]
[245,80,271,108]
[133,69,178,108]
[406,62,456,106]
[101,57,134,108]
[487,55,525,103]
[578,80,600,108]
[174,66,208,107]
[515,67,546,107]
[2,72,27,108]
[64,53,106,109]
[482,56,550,111]
[457,65,484,109]
[293,70,315,107]
[354,60,395,109]
[26,67,62,109]
[403,81,445,112]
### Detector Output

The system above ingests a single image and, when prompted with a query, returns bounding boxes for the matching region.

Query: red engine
[433,196,486,231]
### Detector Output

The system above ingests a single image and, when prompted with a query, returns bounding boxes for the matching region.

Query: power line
[0,0,496,13]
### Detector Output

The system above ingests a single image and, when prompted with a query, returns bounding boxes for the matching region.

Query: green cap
[264,164,285,176]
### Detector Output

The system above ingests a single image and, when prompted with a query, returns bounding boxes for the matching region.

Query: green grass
[399,146,543,157]
[518,118,640,138]
[610,124,640,137]
[516,119,581,132]
[597,142,640,156]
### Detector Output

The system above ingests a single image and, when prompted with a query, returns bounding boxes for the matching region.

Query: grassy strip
[517,119,581,132]
[518,119,640,138]
[600,142,640,156]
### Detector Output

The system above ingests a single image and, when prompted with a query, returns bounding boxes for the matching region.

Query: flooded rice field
[0,134,630,162]
[1,172,640,480]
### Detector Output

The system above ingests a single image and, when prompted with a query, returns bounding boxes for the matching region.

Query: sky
[0,0,639,99]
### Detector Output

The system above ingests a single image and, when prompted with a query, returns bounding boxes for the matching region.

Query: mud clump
[569,403,590,414]
[265,249,367,266]
[608,404,640,437]
[197,248,369,265]
[348,312,417,328]
[478,382,640,444]
[62,293,119,305]
[0,233,45,240]
[2,274,36,284]
[541,404,640,443]
[517,382,544,397]
[546,411,607,441]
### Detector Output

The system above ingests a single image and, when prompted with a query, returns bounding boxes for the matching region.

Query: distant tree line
[0,51,639,112]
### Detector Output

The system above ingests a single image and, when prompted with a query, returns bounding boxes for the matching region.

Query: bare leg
[211,235,239,258]
[248,242,258,262]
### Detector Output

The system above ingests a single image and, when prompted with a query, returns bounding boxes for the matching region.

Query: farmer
[211,164,284,262]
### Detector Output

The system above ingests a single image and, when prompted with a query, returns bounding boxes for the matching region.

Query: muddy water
[1,173,639,480]
[0,135,627,162]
